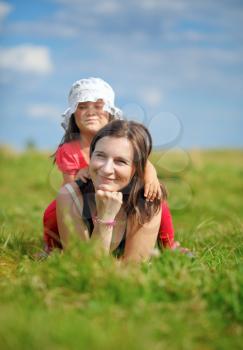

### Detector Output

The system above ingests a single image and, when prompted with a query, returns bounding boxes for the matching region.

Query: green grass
[0,147,243,350]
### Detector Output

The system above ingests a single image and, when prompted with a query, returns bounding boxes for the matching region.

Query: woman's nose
[101,159,114,174]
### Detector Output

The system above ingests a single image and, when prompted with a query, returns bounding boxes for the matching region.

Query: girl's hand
[144,178,162,202]
[144,161,162,201]
[75,167,90,183]
[95,190,123,221]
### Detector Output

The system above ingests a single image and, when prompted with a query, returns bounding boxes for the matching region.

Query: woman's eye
[116,159,127,165]
[96,153,105,159]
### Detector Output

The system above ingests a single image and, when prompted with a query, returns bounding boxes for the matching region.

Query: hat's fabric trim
[61,95,122,130]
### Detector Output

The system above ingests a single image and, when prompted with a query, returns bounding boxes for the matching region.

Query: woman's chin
[96,183,117,192]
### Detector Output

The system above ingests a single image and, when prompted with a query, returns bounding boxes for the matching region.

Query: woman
[56,120,164,262]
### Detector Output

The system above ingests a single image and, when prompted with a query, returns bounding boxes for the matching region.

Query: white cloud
[26,104,61,120]
[0,1,12,21]
[0,45,53,74]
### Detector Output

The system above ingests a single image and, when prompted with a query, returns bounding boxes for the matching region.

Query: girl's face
[90,136,135,192]
[74,99,109,136]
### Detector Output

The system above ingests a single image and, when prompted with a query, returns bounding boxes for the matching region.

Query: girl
[43,78,175,253]
[57,120,163,262]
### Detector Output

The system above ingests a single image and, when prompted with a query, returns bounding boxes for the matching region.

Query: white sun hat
[61,77,123,130]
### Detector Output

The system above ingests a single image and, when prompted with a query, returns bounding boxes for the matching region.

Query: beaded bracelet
[93,216,116,229]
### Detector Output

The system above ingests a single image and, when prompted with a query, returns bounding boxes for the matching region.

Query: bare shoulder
[58,181,81,195]
[57,181,85,219]
[57,181,84,206]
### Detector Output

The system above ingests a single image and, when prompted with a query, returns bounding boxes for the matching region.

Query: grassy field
[0,147,243,350]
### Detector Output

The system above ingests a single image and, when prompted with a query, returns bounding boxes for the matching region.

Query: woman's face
[90,136,135,192]
[74,99,109,136]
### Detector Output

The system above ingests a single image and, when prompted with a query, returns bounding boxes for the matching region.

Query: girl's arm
[62,173,76,185]
[122,207,161,263]
[62,167,90,185]
[75,167,90,183]
[144,160,162,201]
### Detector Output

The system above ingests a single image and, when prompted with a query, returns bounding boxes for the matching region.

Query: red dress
[43,141,175,251]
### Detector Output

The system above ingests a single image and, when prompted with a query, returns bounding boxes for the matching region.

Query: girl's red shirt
[56,141,88,175]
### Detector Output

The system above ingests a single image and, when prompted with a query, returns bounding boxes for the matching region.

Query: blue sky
[0,0,243,151]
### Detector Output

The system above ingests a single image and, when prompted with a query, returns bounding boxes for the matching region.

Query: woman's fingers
[96,191,123,219]
[96,190,122,201]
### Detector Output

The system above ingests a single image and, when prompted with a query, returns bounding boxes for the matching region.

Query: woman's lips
[97,178,114,191]
[98,176,115,184]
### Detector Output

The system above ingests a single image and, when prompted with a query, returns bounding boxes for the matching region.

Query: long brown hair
[90,120,167,225]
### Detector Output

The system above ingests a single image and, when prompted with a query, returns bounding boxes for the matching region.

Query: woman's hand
[95,190,123,220]
[92,191,123,253]
[75,167,90,182]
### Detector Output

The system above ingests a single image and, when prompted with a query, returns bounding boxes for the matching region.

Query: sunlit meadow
[0,147,242,350]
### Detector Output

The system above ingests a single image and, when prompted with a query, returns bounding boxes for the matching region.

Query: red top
[159,202,175,248]
[56,141,88,175]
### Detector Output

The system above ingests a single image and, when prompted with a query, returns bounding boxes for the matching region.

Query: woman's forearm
[122,209,161,263]
[91,223,114,254]
[92,190,123,253]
